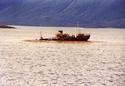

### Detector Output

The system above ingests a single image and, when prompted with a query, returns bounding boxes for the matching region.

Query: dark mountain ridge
[0,0,125,28]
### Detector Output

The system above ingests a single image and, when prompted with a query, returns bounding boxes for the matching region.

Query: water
[0,26,125,86]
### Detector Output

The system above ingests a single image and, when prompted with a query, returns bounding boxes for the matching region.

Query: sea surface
[0,26,125,86]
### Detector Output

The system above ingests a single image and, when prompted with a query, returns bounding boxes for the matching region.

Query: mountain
[0,0,125,28]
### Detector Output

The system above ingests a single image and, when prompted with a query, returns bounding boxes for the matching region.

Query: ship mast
[40,31,42,37]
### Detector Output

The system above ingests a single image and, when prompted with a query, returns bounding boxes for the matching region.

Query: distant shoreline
[1,25,125,30]
[0,25,15,29]
[8,24,125,29]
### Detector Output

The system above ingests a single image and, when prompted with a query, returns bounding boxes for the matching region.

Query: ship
[39,30,90,41]
[39,22,90,41]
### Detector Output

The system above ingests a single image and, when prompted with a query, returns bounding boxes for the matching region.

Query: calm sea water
[0,26,125,86]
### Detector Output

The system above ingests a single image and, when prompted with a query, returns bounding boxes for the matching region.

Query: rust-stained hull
[40,35,90,41]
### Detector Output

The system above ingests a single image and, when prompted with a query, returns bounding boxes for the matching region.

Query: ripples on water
[0,26,125,86]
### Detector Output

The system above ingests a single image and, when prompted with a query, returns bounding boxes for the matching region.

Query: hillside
[0,0,125,28]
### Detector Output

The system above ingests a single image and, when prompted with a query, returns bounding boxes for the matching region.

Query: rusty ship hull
[40,35,90,41]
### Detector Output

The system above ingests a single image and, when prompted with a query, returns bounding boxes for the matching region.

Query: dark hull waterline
[40,36,90,41]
